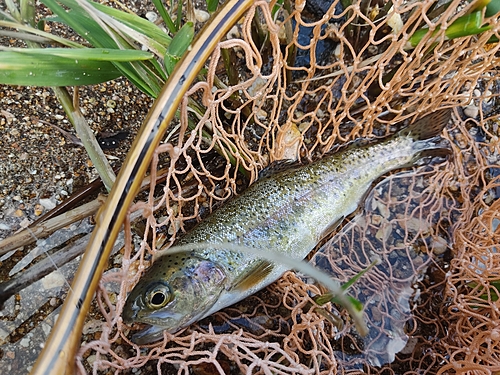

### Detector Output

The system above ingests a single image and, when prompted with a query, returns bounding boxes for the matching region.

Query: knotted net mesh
[77,0,500,373]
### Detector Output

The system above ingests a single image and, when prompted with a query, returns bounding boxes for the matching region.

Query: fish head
[123,251,227,344]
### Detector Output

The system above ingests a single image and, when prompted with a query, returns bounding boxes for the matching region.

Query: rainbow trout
[123,110,450,344]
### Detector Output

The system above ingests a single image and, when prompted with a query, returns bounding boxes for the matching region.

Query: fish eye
[146,283,171,309]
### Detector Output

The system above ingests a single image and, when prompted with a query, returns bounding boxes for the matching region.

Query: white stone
[0,223,10,230]
[39,198,56,210]
[20,337,31,348]
[41,271,66,290]
[145,11,158,23]
[194,9,210,23]
[464,104,479,118]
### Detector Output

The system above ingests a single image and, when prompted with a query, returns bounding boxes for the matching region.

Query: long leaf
[1,4,20,21]
[151,0,177,33]
[0,20,85,48]
[207,0,219,13]
[42,0,119,48]
[0,47,153,61]
[409,10,491,47]
[0,51,122,86]
[164,21,194,74]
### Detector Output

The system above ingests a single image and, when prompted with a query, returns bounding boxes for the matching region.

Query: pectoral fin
[232,260,275,291]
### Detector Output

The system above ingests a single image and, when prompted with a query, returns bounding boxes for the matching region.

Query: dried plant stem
[54,87,116,191]
[0,199,103,256]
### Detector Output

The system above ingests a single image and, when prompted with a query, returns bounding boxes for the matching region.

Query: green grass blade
[0,47,153,61]
[0,51,122,86]
[41,0,118,48]
[485,0,500,16]
[0,30,51,43]
[314,261,377,308]
[0,20,85,48]
[340,260,378,292]
[127,60,165,97]
[41,0,166,96]
[445,10,491,39]
[4,0,21,21]
[206,0,219,13]
[164,21,194,75]
[176,0,183,30]
[409,10,491,47]
[151,0,177,33]
[271,0,284,18]
[20,0,36,26]
[149,57,168,82]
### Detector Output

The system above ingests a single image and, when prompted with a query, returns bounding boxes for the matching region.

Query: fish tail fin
[399,108,452,140]
[403,109,453,164]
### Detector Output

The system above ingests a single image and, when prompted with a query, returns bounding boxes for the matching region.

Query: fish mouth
[126,311,193,345]
[130,323,168,345]
[126,311,209,345]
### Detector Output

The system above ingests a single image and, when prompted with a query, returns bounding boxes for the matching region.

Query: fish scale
[123,109,451,344]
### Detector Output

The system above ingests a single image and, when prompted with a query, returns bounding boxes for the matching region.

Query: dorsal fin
[232,260,275,291]
[399,109,451,140]
[258,159,302,179]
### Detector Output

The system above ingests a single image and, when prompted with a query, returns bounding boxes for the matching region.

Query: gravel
[0,81,152,239]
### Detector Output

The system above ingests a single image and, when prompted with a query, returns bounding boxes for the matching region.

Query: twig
[0,234,89,310]
[0,198,104,256]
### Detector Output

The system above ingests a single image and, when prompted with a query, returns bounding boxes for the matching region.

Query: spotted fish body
[123,110,451,344]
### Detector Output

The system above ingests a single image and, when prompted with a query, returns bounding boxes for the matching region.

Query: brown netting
[76,0,500,373]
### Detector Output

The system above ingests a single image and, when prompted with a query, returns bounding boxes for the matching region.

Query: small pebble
[0,223,11,230]
[41,271,66,289]
[227,25,240,39]
[464,104,479,118]
[34,204,44,216]
[19,218,31,228]
[87,354,97,366]
[194,9,210,22]
[145,11,158,22]
[20,337,31,348]
[483,90,493,104]
[39,198,56,210]
[431,236,448,255]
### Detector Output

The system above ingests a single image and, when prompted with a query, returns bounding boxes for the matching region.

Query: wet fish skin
[123,109,451,344]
